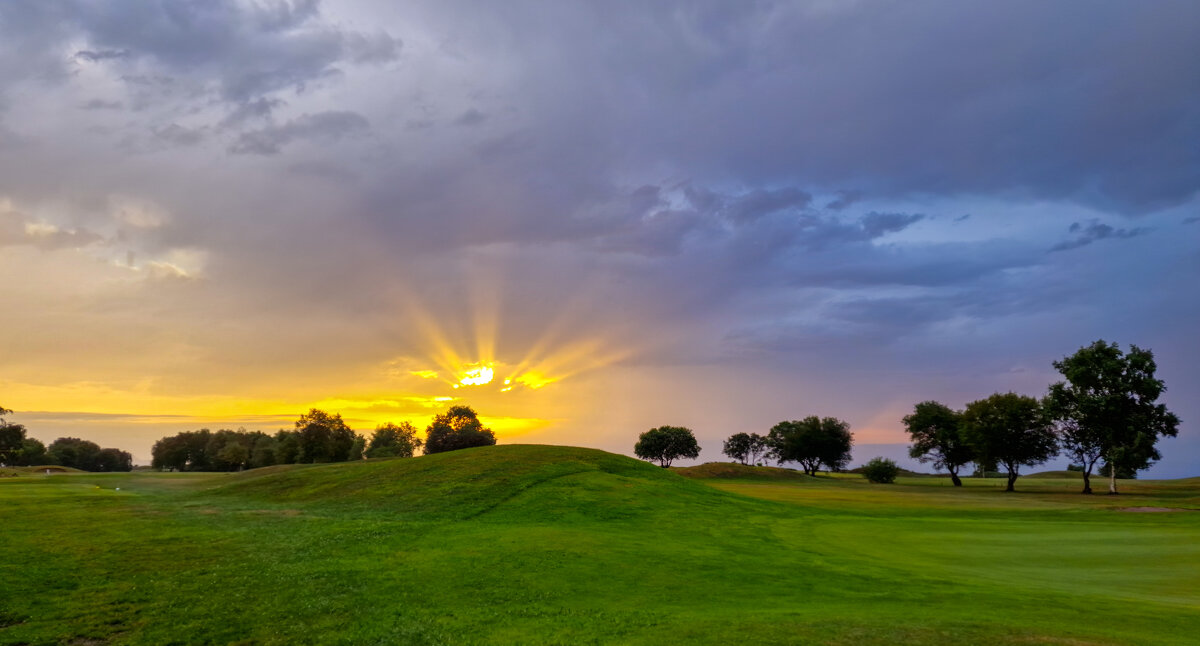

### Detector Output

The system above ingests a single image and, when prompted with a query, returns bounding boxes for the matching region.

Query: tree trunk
[949,467,962,487]
[1081,469,1092,494]
[1108,460,1118,495]
[1005,471,1017,492]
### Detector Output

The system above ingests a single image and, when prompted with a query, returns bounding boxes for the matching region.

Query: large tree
[424,406,496,454]
[634,426,701,468]
[0,405,27,466]
[294,409,357,463]
[367,421,423,458]
[903,401,974,486]
[961,393,1057,492]
[767,416,853,475]
[722,432,768,466]
[1044,340,1180,494]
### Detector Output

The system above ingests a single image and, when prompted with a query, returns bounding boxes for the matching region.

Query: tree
[216,442,250,471]
[0,405,26,466]
[903,401,974,486]
[424,406,496,454]
[722,432,768,465]
[961,393,1057,492]
[861,457,900,484]
[151,429,214,471]
[94,447,134,472]
[1044,340,1180,495]
[16,437,47,466]
[294,409,356,463]
[634,426,700,468]
[366,421,422,458]
[766,416,853,475]
[47,437,103,470]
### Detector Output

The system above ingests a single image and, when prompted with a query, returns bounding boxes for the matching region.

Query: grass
[1,447,1198,645]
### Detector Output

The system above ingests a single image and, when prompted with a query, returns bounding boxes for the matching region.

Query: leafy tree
[634,426,701,468]
[1044,340,1180,495]
[424,406,496,454]
[216,442,250,471]
[294,409,356,463]
[0,405,26,466]
[94,447,134,472]
[152,429,214,471]
[16,437,47,466]
[766,416,853,475]
[47,437,103,470]
[903,401,974,486]
[861,457,900,484]
[367,421,422,458]
[349,434,366,461]
[722,432,768,466]
[275,430,300,464]
[961,393,1057,492]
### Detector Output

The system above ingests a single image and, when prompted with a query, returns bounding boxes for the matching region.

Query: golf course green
[2,445,1197,645]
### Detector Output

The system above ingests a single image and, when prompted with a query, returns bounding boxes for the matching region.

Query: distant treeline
[0,414,133,473]
[151,406,494,471]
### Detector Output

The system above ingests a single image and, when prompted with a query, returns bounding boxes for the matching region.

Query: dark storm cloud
[228,110,369,155]
[1050,220,1150,252]
[0,0,398,111]
[69,0,399,102]
[437,0,1199,215]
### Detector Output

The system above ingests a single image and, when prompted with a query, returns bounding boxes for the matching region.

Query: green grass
[1,447,1198,645]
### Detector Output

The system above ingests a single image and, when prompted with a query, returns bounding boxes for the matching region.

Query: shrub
[861,457,900,484]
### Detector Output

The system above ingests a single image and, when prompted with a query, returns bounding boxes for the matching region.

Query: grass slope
[1,445,1198,645]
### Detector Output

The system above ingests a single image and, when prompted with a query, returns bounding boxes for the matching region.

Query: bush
[861,457,900,484]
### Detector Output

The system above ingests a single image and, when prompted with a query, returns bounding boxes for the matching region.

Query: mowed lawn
[1,446,1198,645]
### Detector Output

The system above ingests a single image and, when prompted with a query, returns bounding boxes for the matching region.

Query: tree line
[635,416,855,474]
[151,405,496,471]
[636,340,1179,495]
[902,340,1178,494]
[0,407,134,471]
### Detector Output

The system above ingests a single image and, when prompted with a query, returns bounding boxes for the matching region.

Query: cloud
[1050,220,1150,252]
[453,108,487,127]
[74,48,129,62]
[0,209,103,250]
[228,110,369,155]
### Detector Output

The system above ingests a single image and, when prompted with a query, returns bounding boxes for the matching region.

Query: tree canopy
[295,409,359,463]
[634,426,701,468]
[766,416,853,475]
[0,405,26,466]
[722,432,768,466]
[1044,340,1180,494]
[367,422,423,458]
[45,437,133,472]
[903,401,974,486]
[424,406,496,454]
[961,393,1056,492]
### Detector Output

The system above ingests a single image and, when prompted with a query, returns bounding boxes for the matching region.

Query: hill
[209,444,734,522]
[673,461,814,480]
[1,444,1198,645]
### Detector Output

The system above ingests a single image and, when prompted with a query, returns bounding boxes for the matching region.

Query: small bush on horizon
[861,457,900,484]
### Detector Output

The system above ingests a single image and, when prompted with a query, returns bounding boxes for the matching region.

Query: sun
[459,363,495,386]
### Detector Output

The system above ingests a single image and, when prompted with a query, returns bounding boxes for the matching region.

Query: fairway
[2,446,1198,645]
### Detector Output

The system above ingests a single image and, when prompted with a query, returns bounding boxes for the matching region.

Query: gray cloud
[228,110,369,155]
[1051,220,1150,252]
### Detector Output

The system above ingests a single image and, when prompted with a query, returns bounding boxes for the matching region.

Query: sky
[1,1,1198,476]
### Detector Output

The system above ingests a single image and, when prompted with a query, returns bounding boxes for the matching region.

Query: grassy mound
[1026,470,1084,478]
[673,461,813,480]
[209,444,734,522]
[0,465,83,476]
